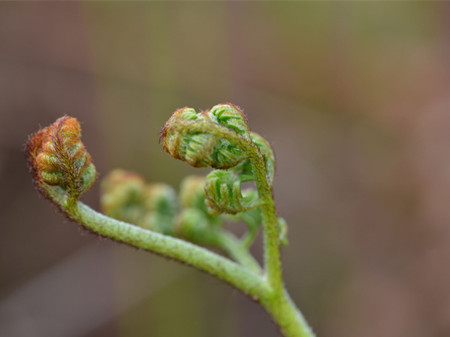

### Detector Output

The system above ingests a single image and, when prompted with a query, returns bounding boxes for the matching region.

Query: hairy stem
[46,186,268,299]
[261,289,315,337]
[248,147,283,291]
[48,185,315,337]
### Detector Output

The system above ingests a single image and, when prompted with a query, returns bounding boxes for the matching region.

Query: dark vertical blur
[1,2,449,337]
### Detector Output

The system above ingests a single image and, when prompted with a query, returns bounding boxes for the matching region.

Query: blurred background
[1,2,450,337]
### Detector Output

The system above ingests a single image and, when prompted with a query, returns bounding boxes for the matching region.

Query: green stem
[248,148,315,337]
[248,147,282,291]
[216,232,263,275]
[261,289,315,337]
[47,185,314,337]
[47,186,268,299]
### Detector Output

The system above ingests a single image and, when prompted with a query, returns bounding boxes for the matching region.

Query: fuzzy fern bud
[160,104,250,169]
[100,169,147,223]
[101,170,177,234]
[206,103,250,138]
[179,175,207,211]
[140,183,177,234]
[26,116,97,199]
[143,183,177,215]
[205,170,259,215]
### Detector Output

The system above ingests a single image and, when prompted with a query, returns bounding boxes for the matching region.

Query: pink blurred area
[1,2,450,337]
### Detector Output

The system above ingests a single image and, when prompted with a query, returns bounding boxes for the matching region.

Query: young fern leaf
[26,116,97,202]
[179,175,209,213]
[101,169,177,235]
[160,104,250,169]
[206,103,250,138]
[101,169,147,223]
[141,183,178,234]
[204,170,259,215]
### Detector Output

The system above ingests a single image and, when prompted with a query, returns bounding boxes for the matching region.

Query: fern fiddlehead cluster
[25,104,314,337]
[100,104,282,272]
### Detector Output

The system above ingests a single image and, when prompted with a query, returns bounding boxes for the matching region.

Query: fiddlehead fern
[179,175,208,213]
[27,116,97,204]
[160,104,250,169]
[26,107,314,337]
[204,169,259,215]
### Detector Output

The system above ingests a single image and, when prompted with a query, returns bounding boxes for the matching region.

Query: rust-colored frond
[26,116,97,199]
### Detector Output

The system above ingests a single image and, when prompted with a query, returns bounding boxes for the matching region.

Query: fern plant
[26,104,315,337]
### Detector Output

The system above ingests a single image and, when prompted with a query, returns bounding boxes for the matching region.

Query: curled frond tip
[26,116,97,199]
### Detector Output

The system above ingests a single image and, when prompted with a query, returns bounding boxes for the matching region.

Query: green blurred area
[1,2,450,337]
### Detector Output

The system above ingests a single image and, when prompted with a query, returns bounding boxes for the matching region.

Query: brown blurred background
[1,2,450,337]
